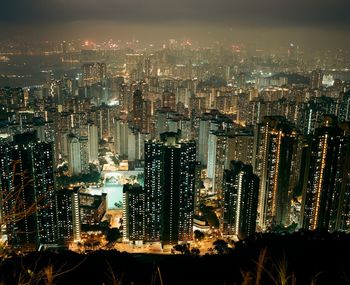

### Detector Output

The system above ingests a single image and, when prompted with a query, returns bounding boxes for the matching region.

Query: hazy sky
[1,0,349,48]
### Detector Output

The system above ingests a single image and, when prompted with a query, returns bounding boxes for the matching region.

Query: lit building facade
[222,161,259,239]
[79,136,89,174]
[144,131,196,244]
[123,184,145,242]
[255,116,298,229]
[301,117,350,231]
[67,134,82,175]
[56,188,81,243]
[0,132,58,248]
[88,123,99,163]
[114,119,129,159]
[207,131,227,197]
[310,70,323,89]
[133,90,144,130]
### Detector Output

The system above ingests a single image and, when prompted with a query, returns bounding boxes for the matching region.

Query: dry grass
[240,248,319,285]
[15,256,87,285]
[104,261,124,285]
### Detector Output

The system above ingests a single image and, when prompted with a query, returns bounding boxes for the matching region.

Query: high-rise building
[339,91,350,122]
[154,108,177,139]
[126,53,143,77]
[88,123,99,163]
[236,72,246,89]
[144,131,196,244]
[127,129,137,163]
[144,140,162,242]
[298,97,337,135]
[127,128,147,163]
[248,98,265,125]
[226,129,255,168]
[255,116,298,229]
[207,131,227,197]
[114,119,129,159]
[162,90,176,111]
[144,58,151,78]
[79,192,107,226]
[310,70,323,89]
[56,188,81,243]
[336,122,350,231]
[33,117,46,142]
[301,116,350,231]
[198,119,210,166]
[91,104,114,139]
[0,132,58,248]
[222,161,259,239]
[133,90,143,131]
[123,184,145,243]
[82,62,107,86]
[67,134,82,175]
[79,136,89,174]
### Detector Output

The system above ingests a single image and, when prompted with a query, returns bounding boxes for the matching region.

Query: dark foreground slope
[1,230,350,285]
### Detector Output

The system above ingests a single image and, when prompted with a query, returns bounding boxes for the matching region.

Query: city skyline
[1,1,350,284]
[0,0,349,253]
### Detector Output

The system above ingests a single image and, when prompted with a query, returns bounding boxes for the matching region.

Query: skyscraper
[198,119,210,166]
[255,116,298,229]
[301,116,350,231]
[339,90,350,122]
[310,70,323,89]
[88,123,99,163]
[133,90,143,131]
[67,134,82,175]
[144,131,196,244]
[114,119,129,159]
[56,188,81,244]
[225,129,255,168]
[222,161,259,239]
[144,140,162,242]
[123,184,145,243]
[0,132,58,248]
[207,131,227,197]
[144,58,151,78]
[79,136,89,174]
[82,62,107,86]
[162,90,176,111]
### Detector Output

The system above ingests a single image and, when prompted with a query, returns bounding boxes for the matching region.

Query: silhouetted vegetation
[194,230,205,241]
[213,239,231,255]
[56,170,101,187]
[106,228,122,244]
[1,231,350,284]
[199,204,220,228]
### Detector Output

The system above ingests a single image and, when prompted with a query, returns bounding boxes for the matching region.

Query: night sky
[1,0,349,47]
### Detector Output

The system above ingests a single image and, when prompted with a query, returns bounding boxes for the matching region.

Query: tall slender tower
[222,161,259,239]
[162,90,176,111]
[133,90,143,131]
[310,70,323,89]
[255,116,298,229]
[67,134,82,175]
[207,131,227,197]
[198,119,210,166]
[144,140,162,242]
[88,123,99,163]
[56,188,81,244]
[0,132,58,248]
[144,58,151,77]
[114,119,129,159]
[144,131,196,244]
[123,184,145,243]
[301,116,350,231]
